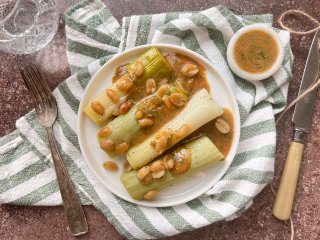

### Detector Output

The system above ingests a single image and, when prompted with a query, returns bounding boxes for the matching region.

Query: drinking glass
[0,0,59,54]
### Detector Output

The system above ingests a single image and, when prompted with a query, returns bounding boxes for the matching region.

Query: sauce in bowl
[227,24,284,81]
[234,30,279,73]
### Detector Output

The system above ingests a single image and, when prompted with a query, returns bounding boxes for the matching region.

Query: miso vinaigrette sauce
[234,30,279,73]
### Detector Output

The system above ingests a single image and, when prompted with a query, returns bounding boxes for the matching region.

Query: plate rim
[77,43,241,207]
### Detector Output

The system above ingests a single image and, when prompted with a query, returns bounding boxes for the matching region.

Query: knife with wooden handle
[273,30,320,221]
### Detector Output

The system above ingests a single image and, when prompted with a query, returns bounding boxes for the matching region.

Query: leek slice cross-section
[83,47,172,125]
[121,136,224,200]
[126,89,223,169]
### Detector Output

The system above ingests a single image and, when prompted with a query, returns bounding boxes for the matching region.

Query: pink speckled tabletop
[0,0,320,239]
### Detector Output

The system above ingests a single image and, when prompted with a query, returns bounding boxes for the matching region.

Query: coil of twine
[276,9,320,125]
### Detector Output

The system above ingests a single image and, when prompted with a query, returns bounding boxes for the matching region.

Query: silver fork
[20,65,88,236]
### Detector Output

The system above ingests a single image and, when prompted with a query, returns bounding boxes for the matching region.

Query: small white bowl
[227,24,284,81]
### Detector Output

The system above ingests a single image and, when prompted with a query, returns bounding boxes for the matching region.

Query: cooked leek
[98,105,139,148]
[83,47,172,125]
[97,85,185,155]
[126,89,223,169]
[126,48,173,82]
[121,136,224,200]
[83,85,127,125]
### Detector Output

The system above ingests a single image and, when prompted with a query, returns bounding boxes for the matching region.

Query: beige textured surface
[0,0,319,239]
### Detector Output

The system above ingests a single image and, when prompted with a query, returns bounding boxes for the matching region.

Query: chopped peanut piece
[103,161,118,172]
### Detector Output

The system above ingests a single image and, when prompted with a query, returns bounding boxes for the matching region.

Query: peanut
[181,148,192,162]
[91,101,104,115]
[98,126,111,138]
[152,169,165,179]
[100,139,114,151]
[172,148,192,175]
[143,190,158,200]
[145,96,162,109]
[119,101,132,115]
[155,136,167,153]
[150,160,165,172]
[163,156,174,170]
[181,63,199,77]
[116,76,133,93]
[106,89,119,103]
[134,60,144,77]
[161,95,174,109]
[137,166,151,181]
[141,172,153,185]
[176,124,191,138]
[103,161,118,172]
[170,93,187,107]
[139,118,154,128]
[115,142,130,153]
[146,78,157,94]
[215,118,230,134]
[157,85,169,97]
[135,110,144,120]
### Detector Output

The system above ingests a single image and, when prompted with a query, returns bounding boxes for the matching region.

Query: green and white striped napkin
[0,0,293,238]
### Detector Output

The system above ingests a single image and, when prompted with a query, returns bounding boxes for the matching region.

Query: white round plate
[77,44,240,207]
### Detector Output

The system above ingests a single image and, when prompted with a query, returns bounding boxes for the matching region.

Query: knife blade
[273,29,320,221]
[293,29,320,134]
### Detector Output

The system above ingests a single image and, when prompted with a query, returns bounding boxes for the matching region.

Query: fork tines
[20,65,54,107]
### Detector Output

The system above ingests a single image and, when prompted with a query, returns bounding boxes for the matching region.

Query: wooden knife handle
[273,141,304,220]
